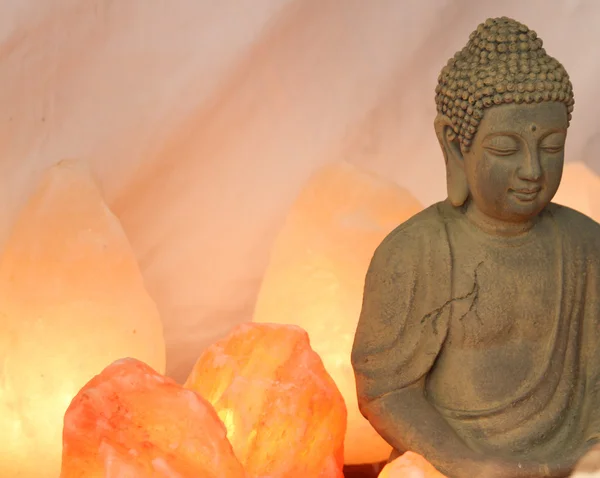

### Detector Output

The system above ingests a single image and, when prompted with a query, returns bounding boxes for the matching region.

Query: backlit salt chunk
[572,442,600,477]
[0,160,166,478]
[184,322,347,478]
[378,452,447,478]
[60,358,246,478]
[253,160,422,464]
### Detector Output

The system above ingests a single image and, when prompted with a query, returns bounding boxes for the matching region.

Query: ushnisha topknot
[435,16,575,151]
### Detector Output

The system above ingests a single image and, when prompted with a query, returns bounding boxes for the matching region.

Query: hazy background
[1,0,599,382]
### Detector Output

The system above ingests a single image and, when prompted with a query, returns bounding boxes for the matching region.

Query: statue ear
[434,114,469,207]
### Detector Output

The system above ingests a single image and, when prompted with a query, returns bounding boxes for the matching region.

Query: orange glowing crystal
[61,358,246,478]
[253,160,423,464]
[378,452,447,478]
[0,160,166,478]
[184,322,347,478]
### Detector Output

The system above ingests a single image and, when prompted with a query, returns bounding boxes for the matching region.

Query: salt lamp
[0,160,166,478]
[252,160,422,464]
[378,452,447,478]
[61,358,246,478]
[572,442,600,477]
[552,161,600,223]
[184,322,347,478]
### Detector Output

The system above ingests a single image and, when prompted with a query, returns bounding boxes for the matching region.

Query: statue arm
[362,384,576,478]
[360,379,484,476]
[351,220,482,474]
[582,224,600,446]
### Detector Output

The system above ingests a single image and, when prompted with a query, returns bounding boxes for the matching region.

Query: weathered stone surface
[184,322,347,477]
[0,160,166,478]
[253,160,422,464]
[61,358,246,478]
[379,452,447,478]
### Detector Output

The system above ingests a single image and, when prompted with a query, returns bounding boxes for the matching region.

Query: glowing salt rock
[378,452,447,478]
[60,358,246,478]
[184,322,347,478]
[553,161,600,222]
[0,160,166,478]
[571,442,600,477]
[252,160,422,464]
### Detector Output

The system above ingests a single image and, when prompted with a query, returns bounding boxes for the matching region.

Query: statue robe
[352,200,600,461]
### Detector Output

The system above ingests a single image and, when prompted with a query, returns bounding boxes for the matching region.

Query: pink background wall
[1,0,599,381]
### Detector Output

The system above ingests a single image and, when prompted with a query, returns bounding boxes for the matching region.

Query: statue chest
[427,224,562,407]
[446,223,560,346]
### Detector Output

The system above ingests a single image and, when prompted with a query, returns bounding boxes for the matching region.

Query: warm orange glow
[378,452,447,478]
[184,322,347,478]
[60,358,245,478]
[553,161,600,223]
[252,160,423,464]
[0,161,166,478]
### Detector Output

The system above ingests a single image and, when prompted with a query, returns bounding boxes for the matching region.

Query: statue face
[462,101,568,223]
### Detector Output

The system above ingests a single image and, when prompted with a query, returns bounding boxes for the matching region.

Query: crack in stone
[420,261,484,333]
[458,261,484,324]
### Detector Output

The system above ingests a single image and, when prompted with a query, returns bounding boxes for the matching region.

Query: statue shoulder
[547,202,600,243]
[371,202,447,269]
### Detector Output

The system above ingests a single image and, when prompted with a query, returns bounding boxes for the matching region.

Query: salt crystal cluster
[0,160,165,478]
[60,358,246,478]
[60,322,346,477]
[184,322,347,478]
[378,452,447,478]
[253,160,422,464]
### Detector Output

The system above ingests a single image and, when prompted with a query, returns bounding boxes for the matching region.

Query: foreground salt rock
[378,452,447,478]
[61,358,246,478]
[571,443,600,477]
[253,160,422,464]
[0,160,166,478]
[184,322,347,478]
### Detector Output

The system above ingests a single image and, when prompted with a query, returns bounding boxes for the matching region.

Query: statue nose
[517,149,542,181]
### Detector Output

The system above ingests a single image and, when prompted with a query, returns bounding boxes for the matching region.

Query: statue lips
[510,186,542,202]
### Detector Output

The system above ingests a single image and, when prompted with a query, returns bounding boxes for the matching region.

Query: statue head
[434,17,575,224]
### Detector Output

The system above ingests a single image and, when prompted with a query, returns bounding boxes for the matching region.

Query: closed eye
[484,147,519,156]
[541,145,564,154]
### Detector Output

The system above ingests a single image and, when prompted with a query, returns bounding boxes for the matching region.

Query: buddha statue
[351,17,600,478]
